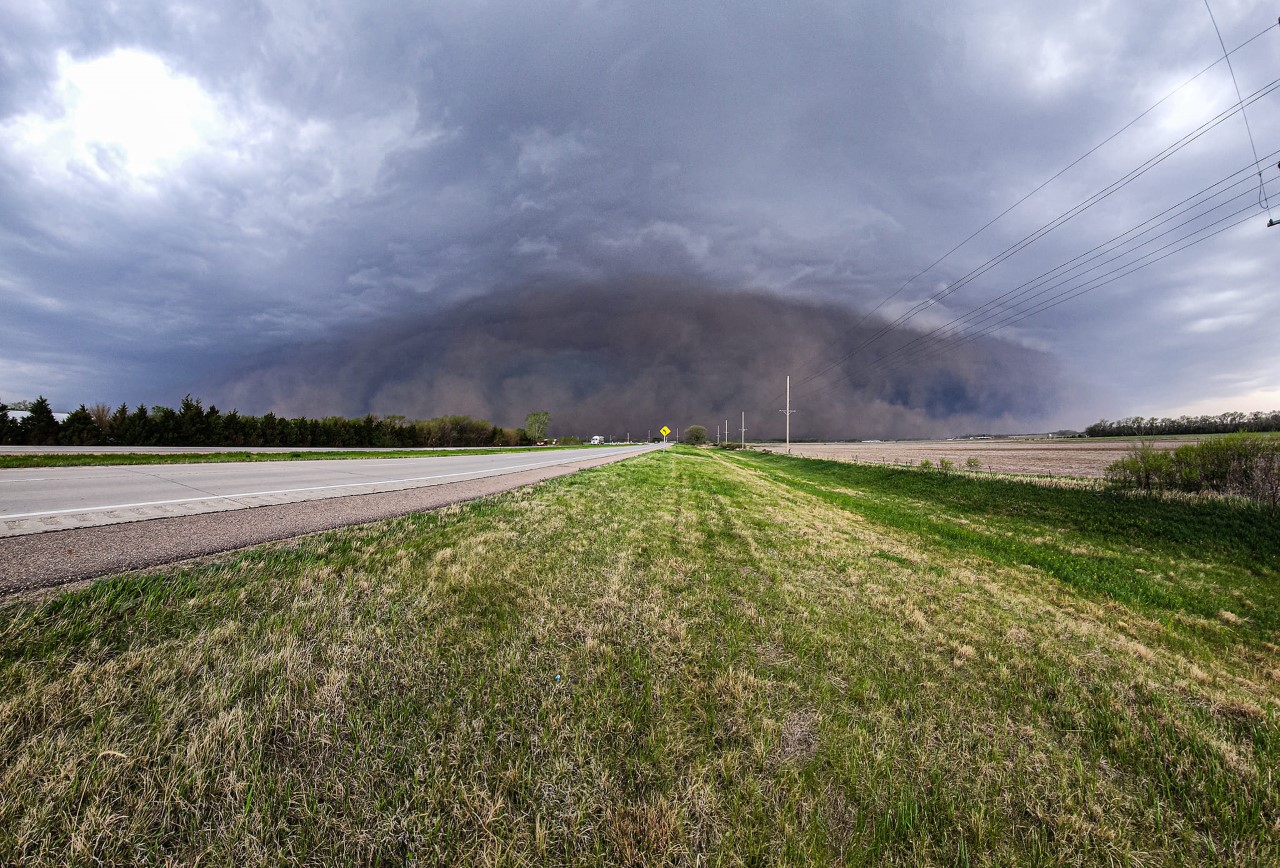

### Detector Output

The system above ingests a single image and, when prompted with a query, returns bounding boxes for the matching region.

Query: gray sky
[2,1,1278,437]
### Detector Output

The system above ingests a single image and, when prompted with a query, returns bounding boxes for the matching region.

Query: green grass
[736,451,1280,641]
[1,447,1277,865]
[0,444,612,470]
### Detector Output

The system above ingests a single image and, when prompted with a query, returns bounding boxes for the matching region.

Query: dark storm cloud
[1,1,1278,428]
[214,279,1058,440]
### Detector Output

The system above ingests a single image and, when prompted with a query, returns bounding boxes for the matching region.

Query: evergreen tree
[0,402,15,445]
[119,405,155,445]
[59,405,101,445]
[107,404,130,444]
[176,395,208,446]
[150,406,179,445]
[20,396,60,445]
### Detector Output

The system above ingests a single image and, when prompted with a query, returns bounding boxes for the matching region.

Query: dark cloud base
[214,280,1060,440]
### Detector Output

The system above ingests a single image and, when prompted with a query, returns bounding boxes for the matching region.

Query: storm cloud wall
[216,280,1060,440]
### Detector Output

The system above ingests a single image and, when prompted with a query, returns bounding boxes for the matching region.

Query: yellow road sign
[660,426,671,437]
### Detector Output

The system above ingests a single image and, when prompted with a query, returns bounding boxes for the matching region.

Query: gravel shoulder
[0,447,652,597]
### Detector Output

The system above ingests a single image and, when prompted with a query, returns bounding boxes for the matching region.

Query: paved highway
[0,445,659,538]
[0,444,553,454]
[0,444,664,595]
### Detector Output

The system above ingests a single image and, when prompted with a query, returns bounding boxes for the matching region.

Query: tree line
[1084,410,1280,438]
[0,396,539,448]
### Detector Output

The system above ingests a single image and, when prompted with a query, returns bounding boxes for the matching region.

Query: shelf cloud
[2,1,1277,433]
[216,279,1059,439]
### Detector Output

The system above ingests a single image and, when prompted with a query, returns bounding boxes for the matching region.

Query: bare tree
[89,403,113,434]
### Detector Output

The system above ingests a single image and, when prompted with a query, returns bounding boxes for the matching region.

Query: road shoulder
[0,448,649,597]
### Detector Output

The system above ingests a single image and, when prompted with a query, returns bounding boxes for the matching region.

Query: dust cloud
[215,280,1060,439]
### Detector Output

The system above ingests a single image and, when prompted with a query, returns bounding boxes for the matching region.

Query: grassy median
[1,447,1277,865]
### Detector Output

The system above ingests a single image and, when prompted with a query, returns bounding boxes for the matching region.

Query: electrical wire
[769,20,1280,406]
[1203,0,1272,217]
[886,203,1269,377]
[816,174,1280,394]
[860,188,1273,382]
[785,75,1280,399]
[780,149,1279,406]
[809,149,1280,387]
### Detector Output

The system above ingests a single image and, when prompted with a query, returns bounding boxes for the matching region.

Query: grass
[0,444,612,470]
[738,451,1280,642]
[1,446,1277,865]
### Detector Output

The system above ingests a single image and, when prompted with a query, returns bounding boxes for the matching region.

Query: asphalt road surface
[0,445,653,537]
[0,445,662,596]
[0,444,544,454]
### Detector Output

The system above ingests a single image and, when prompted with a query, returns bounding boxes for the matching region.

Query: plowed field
[759,438,1199,477]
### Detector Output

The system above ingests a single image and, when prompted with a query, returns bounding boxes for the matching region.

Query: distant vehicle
[590,435,604,445]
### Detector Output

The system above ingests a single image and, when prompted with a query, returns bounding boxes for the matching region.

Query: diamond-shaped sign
[660,426,671,437]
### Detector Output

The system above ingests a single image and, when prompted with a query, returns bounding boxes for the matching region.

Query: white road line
[0,449,639,521]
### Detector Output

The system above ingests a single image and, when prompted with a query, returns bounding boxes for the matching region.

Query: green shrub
[919,459,933,470]
[683,425,708,445]
[1106,434,1280,511]
[1106,441,1173,492]
[938,458,955,473]
[965,457,982,471]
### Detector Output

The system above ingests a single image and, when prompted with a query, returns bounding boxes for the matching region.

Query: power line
[770,20,1280,405]
[794,75,1280,390]
[805,151,1280,390]
[925,206,1266,361]
[797,209,1259,405]
[1202,0,1272,219]
[853,180,1278,386]
[787,157,1280,404]
[823,180,1277,393]
[787,74,1280,397]
[859,199,1262,381]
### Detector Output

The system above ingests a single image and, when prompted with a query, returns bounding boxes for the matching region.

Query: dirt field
[756,438,1199,478]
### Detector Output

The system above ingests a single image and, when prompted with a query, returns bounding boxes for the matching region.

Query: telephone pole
[740,411,746,447]
[778,375,796,453]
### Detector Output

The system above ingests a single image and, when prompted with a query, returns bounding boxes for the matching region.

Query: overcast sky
[2,1,1278,437]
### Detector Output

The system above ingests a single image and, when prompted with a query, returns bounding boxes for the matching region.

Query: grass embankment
[0,445,609,470]
[1,447,1277,864]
